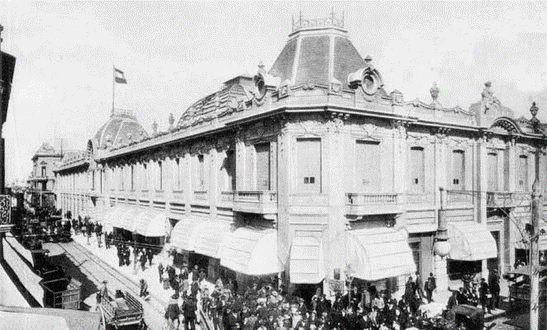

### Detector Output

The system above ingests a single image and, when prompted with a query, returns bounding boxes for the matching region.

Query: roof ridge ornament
[430,82,441,108]
[291,11,345,33]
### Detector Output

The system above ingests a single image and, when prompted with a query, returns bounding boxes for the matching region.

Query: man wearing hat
[165,293,181,330]
[98,280,109,304]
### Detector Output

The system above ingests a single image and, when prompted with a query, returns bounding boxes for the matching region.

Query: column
[477,135,489,277]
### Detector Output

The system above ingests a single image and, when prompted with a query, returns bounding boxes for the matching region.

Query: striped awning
[447,222,498,261]
[345,227,416,281]
[170,216,206,252]
[219,227,281,276]
[193,221,233,258]
[290,236,324,284]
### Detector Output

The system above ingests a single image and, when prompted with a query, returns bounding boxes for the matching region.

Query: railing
[155,190,164,199]
[220,191,235,202]
[345,193,402,215]
[233,191,278,214]
[487,191,531,208]
[172,190,184,200]
[193,190,208,200]
[446,190,474,204]
[235,191,277,202]
[346,193,399,205]
[406,193,434,204]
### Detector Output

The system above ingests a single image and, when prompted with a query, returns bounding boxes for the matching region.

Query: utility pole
[529,102,543,330]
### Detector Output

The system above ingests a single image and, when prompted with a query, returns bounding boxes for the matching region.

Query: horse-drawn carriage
[98,290,146,329]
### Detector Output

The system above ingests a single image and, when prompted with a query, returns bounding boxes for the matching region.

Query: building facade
[27,142,63,208]
[54,15,547,297]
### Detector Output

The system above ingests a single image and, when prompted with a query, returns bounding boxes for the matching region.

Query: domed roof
[93,110,148,150]
[269,14,366,87]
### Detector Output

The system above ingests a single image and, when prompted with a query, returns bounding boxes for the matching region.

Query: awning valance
[345,227,416,281]
[103,206,131,229]
[170,216,206,252]
[193,221,232,258]
[290,236,324,284]
[447,222,498,261]
[219,227,281,276]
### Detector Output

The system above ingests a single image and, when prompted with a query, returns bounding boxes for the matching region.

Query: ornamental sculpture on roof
[481,81,501,113]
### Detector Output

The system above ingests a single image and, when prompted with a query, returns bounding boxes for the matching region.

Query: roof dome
[269,13,366,87]
[93,110,148,150]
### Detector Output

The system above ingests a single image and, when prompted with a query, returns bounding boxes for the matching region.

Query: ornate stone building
[54,14,547,296]
[27,142,63,208]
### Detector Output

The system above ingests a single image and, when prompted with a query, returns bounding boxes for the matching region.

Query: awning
[447,222,498,261]
[132,209,169,237]
[219,227,281,276]
[193,221,232,258]
[120,208,143,232]
[345,227,416,281]
[103,205,131,229]
[170,216,206,252]
[290,236,324,284]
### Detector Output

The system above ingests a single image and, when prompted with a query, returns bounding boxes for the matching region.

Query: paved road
[45,241,166,330]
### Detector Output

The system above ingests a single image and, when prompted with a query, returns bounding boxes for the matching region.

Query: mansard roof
[176,75,253,130]
[32,143,62,161]
[269,14,365,88]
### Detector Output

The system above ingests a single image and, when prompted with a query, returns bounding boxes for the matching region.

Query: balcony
[193,190,209,201]
[446,190,475,205]
[155,190,165,199]
[172,190,184,200]
[487,191,530,208]
[345,193,402,216]
[220,191,235,202]
[233,191,277,215]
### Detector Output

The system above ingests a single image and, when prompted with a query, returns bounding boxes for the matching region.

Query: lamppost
[433,188,451,257]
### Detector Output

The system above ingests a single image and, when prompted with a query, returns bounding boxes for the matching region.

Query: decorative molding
[391,120,410,139]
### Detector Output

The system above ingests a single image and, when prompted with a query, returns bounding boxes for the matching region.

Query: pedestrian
[415,272,424,302]
[165,293,181,330]
[96,222,103,248]
[479,278,491,314]
[139,251,147,271]
[99,280,109,302]
[488,269,501,310]
[158,262,164,283]
[139,278,149,299]
[425,273,436,303]
[182,295,198,330]
[147,248,154,267]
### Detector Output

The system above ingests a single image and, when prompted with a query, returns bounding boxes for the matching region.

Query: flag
[114,68,127,84]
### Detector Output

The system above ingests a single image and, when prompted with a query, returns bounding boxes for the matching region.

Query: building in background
[26,142,63,208]
[53,14,547,298]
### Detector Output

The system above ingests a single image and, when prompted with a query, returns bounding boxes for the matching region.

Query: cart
[452,304,484,330]
[39,277,81,310]
[98,290,146,329]
[506,265,547,311]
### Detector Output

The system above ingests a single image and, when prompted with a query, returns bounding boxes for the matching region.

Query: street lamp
[434,188,450,257]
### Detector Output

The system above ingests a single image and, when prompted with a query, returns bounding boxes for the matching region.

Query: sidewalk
[72,233,174,307]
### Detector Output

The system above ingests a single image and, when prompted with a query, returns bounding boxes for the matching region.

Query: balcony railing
[487,191,530,208]
[220,191,235,202]
[446,190,474,204]
[193,190,208,201]
[406,192,434,205]
[172,190,184,200]
[155,190,165,199]
[233,190,277,215]
[345,193,402,215]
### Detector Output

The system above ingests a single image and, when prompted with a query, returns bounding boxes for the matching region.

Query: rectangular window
[410,147,425,192]
[452,150,465,190]
[226,150,236,191]
[130,165,134,190]
[158,161,163,190]
[356,140,381,192]
[92,171,96,190]
[120,167,124,190]
[297,138,321,193]
[198,155,205,190]
[174,158,181,190]
[255,143,271,190]
[100,170,103,193]
[518,155,529,191]
[143,164,148,190]
[502,149,510,191]
[41,166,46,177]
[487,152,498,191]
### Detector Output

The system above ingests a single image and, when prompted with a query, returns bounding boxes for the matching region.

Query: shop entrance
[447,260,482,280]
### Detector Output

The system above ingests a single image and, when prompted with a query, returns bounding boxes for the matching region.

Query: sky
[0,1,545,184]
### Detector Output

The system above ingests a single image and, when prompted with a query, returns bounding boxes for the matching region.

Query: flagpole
[112,64,115,116]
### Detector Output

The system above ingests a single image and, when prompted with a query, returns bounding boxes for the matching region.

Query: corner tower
[269,13,366,88]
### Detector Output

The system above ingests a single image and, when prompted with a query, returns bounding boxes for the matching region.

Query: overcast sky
[0,1,545,184]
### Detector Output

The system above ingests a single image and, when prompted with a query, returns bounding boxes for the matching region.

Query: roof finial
[430,82,439,101]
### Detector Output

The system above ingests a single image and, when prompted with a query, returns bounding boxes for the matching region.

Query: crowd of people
[155,263,477,330]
